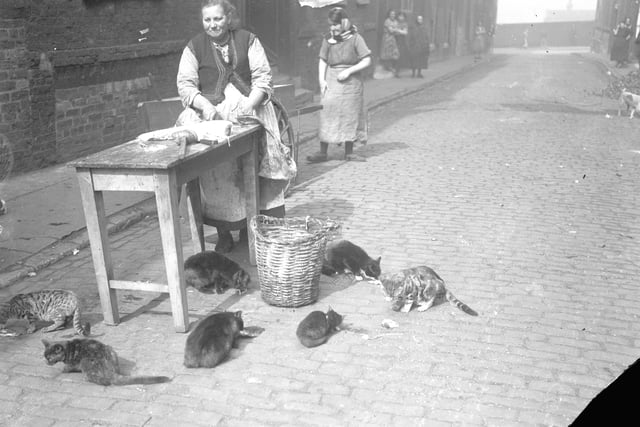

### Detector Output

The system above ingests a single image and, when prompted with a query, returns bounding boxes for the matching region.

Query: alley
[1,51,639,426]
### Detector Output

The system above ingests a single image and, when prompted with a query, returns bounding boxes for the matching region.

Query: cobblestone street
[1,52,639,426]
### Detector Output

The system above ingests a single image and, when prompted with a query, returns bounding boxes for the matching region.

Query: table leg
[154,171,189,333]
[76,169,119,325]
[242,133,260,265]
[185,178,205,255]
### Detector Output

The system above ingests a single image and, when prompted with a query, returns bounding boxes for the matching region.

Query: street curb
[0,197,157,289]
[0,57,481,290]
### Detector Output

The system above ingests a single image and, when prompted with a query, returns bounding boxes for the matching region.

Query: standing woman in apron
[307,7,372,163]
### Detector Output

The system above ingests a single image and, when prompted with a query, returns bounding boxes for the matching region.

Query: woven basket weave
[250,215,341,307]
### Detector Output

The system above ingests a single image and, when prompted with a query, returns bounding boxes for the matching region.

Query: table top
[68,124,261,170]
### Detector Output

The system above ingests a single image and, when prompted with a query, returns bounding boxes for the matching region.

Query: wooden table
[69,124,262,333]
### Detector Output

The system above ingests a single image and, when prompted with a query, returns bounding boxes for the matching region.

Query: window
[401,0,414,12]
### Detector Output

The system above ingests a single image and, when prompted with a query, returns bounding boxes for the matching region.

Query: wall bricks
[0,0,201,174]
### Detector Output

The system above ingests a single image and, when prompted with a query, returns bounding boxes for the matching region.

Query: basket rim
[250,214,340,245]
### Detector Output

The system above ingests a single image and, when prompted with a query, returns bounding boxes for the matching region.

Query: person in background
[394,12,410,77]
[611,17,633,68]
[176,0,296,253]
[473,21,486,61]
[379,9,400,76]
[407,15,430,78]
[306,7,372,163]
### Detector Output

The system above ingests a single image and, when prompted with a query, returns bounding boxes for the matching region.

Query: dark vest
[188,29,254,105]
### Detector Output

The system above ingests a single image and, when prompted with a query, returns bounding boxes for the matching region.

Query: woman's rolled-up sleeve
[177,45,201,108]
[248,36,273,102]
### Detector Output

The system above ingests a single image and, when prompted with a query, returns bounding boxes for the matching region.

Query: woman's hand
[202,104,218,121]
[238,97,256,115]
[337,69,351,82]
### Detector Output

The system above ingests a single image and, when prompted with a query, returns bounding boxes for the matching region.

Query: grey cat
[296,307,344,348]
[184,251,250,295]
[42,338,170,386]
[321,240,381,280]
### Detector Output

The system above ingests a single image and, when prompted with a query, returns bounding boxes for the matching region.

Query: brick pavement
[2,52,640,426]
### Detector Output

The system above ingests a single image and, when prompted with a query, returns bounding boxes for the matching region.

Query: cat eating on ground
[184,251,250,295]
[378,266,478,316]
[42,338,170,386]
[296,306,344,348]
[184,311,261,369]
[321,240,381,281]
[1,290,90,336]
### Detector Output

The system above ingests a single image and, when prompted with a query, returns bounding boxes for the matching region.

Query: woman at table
[176,0,296,252]
[306,7,372,163]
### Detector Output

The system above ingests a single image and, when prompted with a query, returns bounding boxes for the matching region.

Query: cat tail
[112,374,171,385]
[445,291,478,316]
[72,307,91,336]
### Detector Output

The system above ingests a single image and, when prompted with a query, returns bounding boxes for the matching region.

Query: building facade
[0,0,496,174]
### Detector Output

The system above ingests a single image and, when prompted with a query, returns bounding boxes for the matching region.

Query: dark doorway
[244,0,292,71]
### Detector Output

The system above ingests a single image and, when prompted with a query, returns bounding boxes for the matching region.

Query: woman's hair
[328,6,352,31]
[201,0,240,30]
[386,9,396,19]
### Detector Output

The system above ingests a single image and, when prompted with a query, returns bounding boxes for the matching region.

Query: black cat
[42,339,170,386]
[322,240,381,280]
[296,307,344,348]
[184,251,250,295]
[184,311,259,369]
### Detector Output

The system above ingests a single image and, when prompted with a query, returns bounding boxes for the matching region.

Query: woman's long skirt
[319,66,367,145]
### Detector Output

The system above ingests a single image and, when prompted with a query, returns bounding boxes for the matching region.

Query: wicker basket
[250,215,341,307]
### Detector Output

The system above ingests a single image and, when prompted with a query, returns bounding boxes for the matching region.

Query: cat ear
[376,257,382,263]
[234,310,243,319]
[41,339,50,348]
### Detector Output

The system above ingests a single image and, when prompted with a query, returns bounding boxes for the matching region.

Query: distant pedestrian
[523,28,529,49]
[611,17,633,68]
[407,15,430,78]
[379,9,400,76]
[306,7,372,163]
[394,12,410,76]
[473,21,486,60]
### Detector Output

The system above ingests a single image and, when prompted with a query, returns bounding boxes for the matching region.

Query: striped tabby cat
[0,290,90,335]
[43,338,170,386]
[378,266,478,316]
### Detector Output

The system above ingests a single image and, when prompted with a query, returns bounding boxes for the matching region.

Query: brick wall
[0,0,204,174]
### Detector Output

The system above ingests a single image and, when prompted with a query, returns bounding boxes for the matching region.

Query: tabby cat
[296,307,344,348]
[184,311,257,368]
[42,338,171,386]
[378,266,478,316]
[184,251,250,295]
[322,240,381,280]
[0,290,90,336]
